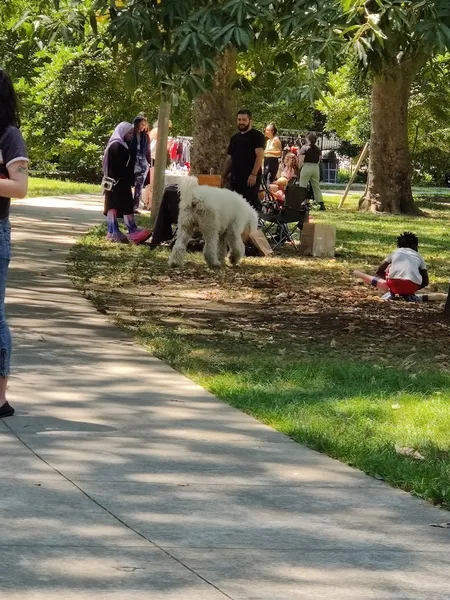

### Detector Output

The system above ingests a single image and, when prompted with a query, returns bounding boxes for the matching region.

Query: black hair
[397,231,419,251]
[0,69,20,135]
[266,122,278,135]
[133,115,146,127]
[237,109,252,119]
[307,131,317,144]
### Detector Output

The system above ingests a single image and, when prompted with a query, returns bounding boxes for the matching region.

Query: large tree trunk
[359,61,423,215]
[190,47,238,176]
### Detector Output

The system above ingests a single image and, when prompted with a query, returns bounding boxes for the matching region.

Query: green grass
[68,192,450,508]
[28,177,100,197]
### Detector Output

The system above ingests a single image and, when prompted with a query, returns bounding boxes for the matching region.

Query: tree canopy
[1,0,449,196]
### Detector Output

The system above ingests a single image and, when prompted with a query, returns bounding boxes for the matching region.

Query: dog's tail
[176,176,199,206]
[248,205,258,233]
[242,205,259,242]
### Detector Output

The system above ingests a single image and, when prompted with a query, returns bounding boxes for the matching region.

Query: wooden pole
[338,141,370,209]
[150,90,171,227]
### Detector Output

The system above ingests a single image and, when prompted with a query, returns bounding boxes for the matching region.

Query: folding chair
[259,182,309,251]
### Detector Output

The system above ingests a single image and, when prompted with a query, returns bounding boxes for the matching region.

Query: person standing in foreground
[222,110,265,209]
[298,132,325,210]
[0,70,29,418]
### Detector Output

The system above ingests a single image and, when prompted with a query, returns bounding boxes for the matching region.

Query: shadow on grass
[69,210,450,508]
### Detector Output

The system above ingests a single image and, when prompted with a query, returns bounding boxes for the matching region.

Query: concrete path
[1,195,449,599]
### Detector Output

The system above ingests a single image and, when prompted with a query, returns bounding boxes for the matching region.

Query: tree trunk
[359,61,423,215]
[150,90,171,227]
[190,47,238,176]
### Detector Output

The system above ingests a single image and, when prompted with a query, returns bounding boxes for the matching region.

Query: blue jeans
[0,218,12,378]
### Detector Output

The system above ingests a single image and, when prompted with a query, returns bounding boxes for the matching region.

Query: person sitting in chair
[274,153,299,190]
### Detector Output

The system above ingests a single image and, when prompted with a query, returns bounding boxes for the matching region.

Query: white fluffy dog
[168,176,258,268]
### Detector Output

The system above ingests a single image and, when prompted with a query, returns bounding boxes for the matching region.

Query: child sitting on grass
[355,231,429,302]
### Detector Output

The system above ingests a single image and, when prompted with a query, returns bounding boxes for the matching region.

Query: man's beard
[238,123,250,132]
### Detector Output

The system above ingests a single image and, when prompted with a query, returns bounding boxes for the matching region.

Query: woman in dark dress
[102,122,151,244]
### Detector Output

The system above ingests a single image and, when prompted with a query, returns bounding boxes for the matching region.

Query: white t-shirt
[385,248,426,285]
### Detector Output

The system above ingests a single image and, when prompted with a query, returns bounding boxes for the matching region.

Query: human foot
[106,232,128,243]
[127,229,152,245]
[0,401,15,418]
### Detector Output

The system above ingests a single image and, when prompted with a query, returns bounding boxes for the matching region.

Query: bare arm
[248,148,264,187]
[220,154,231,187]
[274,137,282,155]
[376,261,390,280]
[419,268,429,289]
[253,147,264,174]
[0,160,29,199]
[221,155,232,186]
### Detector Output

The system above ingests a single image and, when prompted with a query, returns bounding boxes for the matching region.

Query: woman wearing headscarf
[102,122,151,244]
[0,69,29,418]
[129,115,151,211]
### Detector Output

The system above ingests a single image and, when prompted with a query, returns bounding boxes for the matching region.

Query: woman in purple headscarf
[102,122,151,244]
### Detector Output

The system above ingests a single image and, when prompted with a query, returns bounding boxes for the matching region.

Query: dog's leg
[217,233,228,266]
[168,226,191,267]
[203,229,221,268]
[228,230,246,266]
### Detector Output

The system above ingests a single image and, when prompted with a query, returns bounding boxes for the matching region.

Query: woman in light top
[263,123,282,183]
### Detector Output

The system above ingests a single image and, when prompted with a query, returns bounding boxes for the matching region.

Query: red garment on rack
[169,142,178,161]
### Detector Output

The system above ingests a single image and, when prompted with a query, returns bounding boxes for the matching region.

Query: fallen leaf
[330,339,337,348]
[429,522,450,529]
[395,445,425,460]
[276,292,288,301]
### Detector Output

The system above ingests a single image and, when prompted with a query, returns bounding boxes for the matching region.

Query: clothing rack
[168,136,192,167]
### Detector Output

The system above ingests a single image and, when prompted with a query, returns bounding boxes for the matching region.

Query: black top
[227,128,265,183]
[103,141,135,217]
[0,126,28,219]
[107,142,134,185]
[299,143,322,164]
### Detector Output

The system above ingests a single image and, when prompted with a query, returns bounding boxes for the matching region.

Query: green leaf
[275,52,294,70]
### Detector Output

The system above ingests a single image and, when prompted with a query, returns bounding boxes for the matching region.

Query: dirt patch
[82,253,450,366]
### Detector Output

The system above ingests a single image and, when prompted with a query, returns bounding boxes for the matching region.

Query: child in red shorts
[355,231,429,302]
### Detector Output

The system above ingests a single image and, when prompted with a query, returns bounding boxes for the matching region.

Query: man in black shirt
[222,109,265,209]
